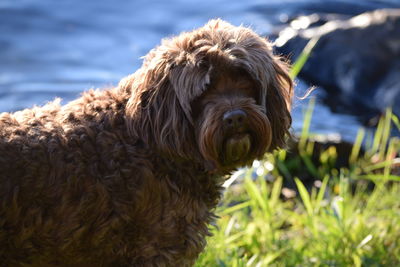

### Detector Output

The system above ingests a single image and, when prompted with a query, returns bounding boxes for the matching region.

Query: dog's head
[124,19,293,172]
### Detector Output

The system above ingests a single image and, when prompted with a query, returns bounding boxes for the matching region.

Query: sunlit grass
[196,105,400,266]
[196,175,400,266]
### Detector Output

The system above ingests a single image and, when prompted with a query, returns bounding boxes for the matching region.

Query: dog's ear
[263,56,293,150]
[168,63,211,124]
[124,49,207,159]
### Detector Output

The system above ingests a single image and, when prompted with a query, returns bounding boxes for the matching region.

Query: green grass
[196,104,400,266]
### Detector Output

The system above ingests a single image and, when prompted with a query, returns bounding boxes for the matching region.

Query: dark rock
[275,9,400,125]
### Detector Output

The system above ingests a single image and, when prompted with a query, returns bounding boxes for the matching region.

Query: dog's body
[0,88,217,266]
[0,20,292,266]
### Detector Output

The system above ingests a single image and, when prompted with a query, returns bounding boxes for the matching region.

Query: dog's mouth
[223,133,251,165]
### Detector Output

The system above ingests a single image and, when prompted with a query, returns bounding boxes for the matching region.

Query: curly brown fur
[0,19,293,266]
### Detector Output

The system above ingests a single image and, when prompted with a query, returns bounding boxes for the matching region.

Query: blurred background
[1,0,399,142]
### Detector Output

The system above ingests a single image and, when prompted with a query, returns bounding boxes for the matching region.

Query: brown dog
[0,19,292,266]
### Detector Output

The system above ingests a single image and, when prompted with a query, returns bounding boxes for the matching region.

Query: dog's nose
[223,109,247,130]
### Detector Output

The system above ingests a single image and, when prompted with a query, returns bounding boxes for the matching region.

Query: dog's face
[191,68,271,170]
[125,19,293,173]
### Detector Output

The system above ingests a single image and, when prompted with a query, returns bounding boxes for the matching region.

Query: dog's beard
[224,133,251,163]
[197,99,271,171]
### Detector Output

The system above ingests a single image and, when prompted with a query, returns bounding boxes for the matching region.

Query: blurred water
[0,0,394,142]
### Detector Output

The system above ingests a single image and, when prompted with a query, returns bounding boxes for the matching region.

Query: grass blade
[290,37,319,79]
[294,178,313,216]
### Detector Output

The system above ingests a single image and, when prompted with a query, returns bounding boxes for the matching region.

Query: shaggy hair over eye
[0,19,292,266]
